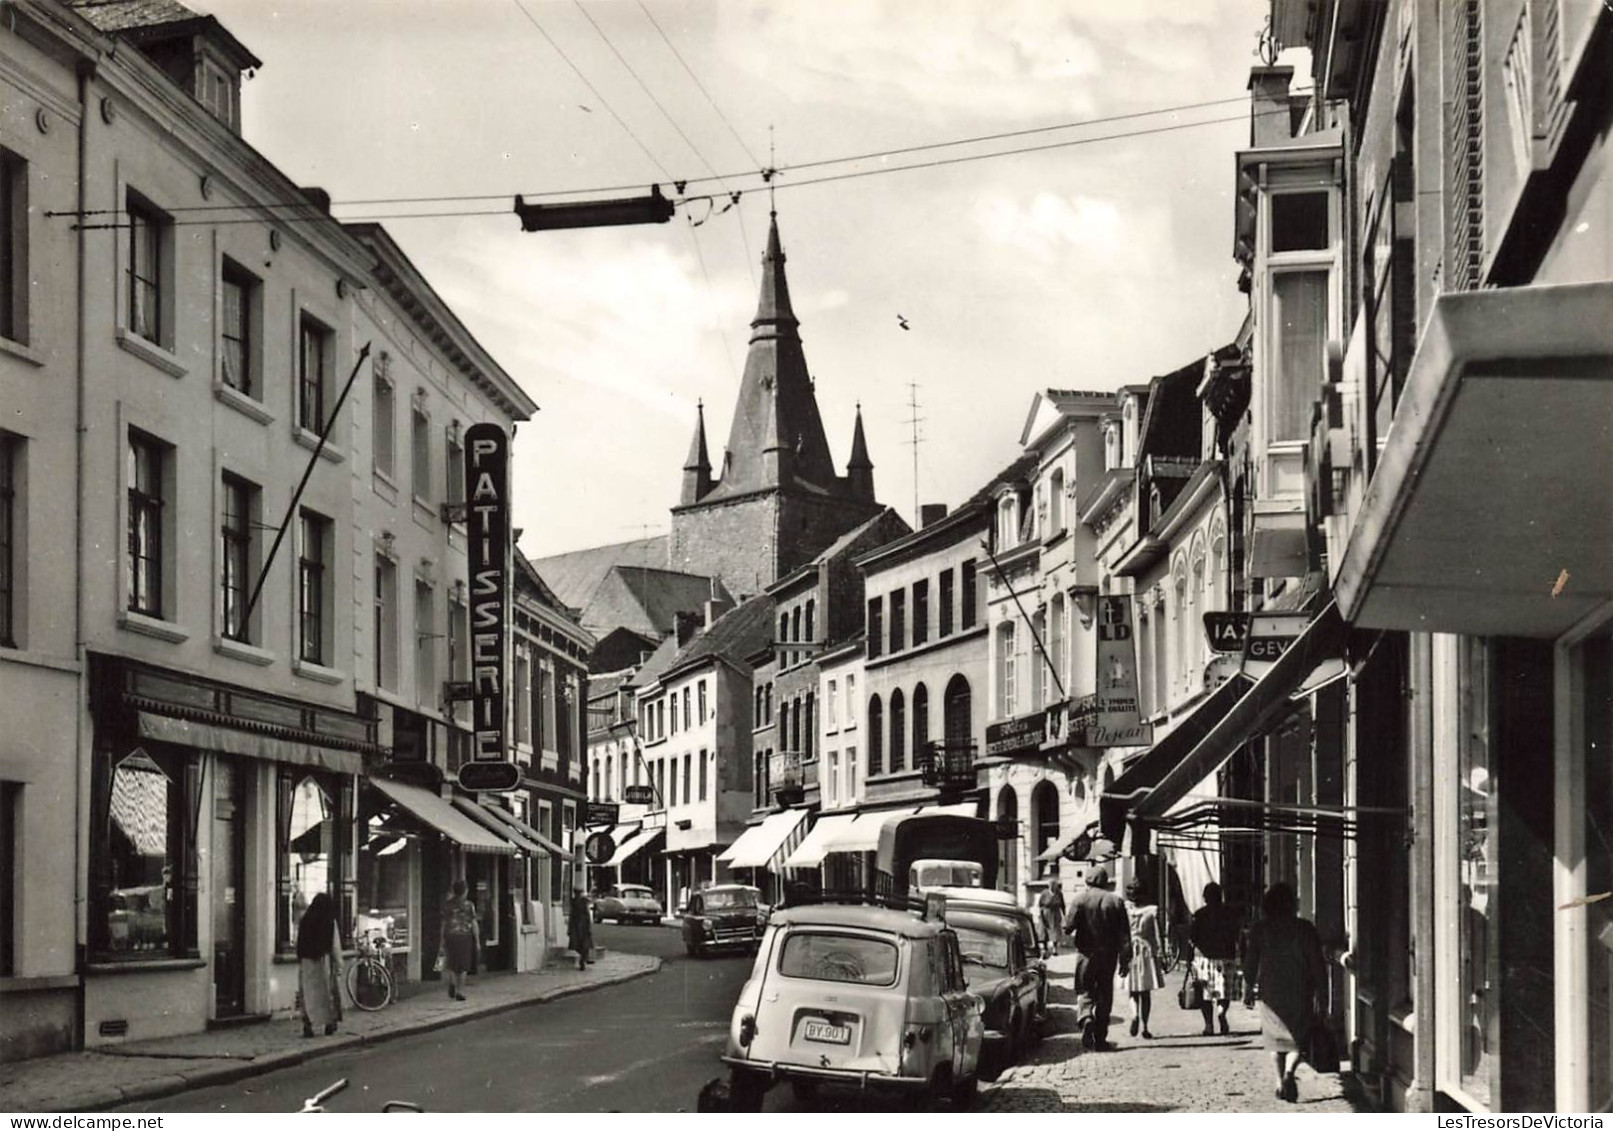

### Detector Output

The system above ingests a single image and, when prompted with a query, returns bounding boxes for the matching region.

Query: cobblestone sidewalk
[0,951,659,1113]
[980,952,1371,1114]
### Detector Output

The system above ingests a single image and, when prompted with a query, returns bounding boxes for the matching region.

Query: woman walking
[1037,882,1067,958]
[1190,881,1244,1035]
[1123,876,1166,1040]
[1243,882,1328,1103]
[440,879,480,1001]
[296,893,344,1038]
[568,889,595,971]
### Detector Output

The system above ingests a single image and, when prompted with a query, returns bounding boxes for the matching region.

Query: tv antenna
[903,379,925,527]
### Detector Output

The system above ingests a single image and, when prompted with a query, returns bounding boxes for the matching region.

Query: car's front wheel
[728,1071,767,1112]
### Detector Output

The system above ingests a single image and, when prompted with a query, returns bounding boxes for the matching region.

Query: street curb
[54,958,662,1113]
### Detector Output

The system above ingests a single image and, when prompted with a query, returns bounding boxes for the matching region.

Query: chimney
[300,186,333,214]
[704,597,734,628]
[673,611,701,647]
[919,504,949,529]
[1248,66,1295,148]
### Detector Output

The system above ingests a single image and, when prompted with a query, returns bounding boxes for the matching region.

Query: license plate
[803,1021,851,1045]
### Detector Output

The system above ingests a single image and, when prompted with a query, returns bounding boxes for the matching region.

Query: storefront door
[211,760,247,1019]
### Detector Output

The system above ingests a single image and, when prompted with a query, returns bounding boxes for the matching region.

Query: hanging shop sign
[1204,612,1251,653]
[985,711,1045,758]
[1084,596,1153,746]
[584,831,617,865]
[622,784,657,806]
[1245,613,1311,663]
[585,801,620,827]
[458,422,516,792]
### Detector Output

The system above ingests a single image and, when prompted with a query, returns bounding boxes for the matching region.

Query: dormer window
[201,61,237,130]
[997,494,1018,550]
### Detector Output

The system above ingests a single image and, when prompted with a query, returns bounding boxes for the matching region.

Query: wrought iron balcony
[916,740,978,791]
[770,749,804,798]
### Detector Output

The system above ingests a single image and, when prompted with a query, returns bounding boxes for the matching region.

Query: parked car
[931,886,1047,1023]
[591,884,663,925]
[949,908,1042,1074]
[721,901,986,1109]
[682,884,767,957]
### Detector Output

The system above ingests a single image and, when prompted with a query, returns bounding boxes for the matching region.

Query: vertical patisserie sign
[458,423,519,792]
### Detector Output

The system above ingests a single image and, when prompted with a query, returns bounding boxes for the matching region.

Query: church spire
[680,399,713,505]
[847,402,874,502]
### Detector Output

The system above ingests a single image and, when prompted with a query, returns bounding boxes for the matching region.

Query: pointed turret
[680,400,713,505]
[709,213,839,497]
[847,403,875,502]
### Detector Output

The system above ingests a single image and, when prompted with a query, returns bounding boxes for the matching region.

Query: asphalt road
[116,924,752,1114]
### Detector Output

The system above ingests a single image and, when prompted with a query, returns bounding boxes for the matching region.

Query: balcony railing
[916,740,978,791]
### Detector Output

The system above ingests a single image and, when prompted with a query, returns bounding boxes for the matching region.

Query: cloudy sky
[203,0,1296,559]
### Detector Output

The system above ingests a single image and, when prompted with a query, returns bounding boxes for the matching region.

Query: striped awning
[369,779,513,855]
[782,813,858,869]
[720,809,810,870]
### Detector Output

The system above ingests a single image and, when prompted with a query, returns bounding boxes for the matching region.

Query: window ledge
[115,328,187,379]
[293,658,346,685]
[372,467,400,504]
[214,381,274,425]
[0,335,43,367]
[293,427,346,464]
[0,973,79,992]
[86,957,206,975]
[214,635,275,666]
[411,496,437,529]
[119,609,190,643]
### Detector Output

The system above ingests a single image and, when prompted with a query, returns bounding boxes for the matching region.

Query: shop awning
[475,802,566,856]
[1036,822,1116,863]
[369,779,514,855]
[819,807,921,855]
[1334,281,1613,638]
[782,813,858,869]
[720,809,811,869]
[606,825,664,868]
[1133,603,1346,823]
[449,797,549,856]
[916,801,982,819]
[1097,673,1254,841]
[137,711,363,776]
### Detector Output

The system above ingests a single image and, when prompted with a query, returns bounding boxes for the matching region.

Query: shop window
[358,804,412,954]
[277,773,348,952]
[93,747,198,961]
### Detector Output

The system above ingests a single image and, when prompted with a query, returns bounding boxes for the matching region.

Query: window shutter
[1444,0,1485,291]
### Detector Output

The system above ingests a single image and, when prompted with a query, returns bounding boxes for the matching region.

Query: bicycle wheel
[346,959,394,1011]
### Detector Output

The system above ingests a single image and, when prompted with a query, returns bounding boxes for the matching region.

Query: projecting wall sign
[459,422,516,792]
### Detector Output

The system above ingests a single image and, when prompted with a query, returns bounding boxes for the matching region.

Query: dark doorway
[211,759,248,1018]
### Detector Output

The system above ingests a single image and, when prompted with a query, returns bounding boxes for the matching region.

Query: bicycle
[345,926,396,1011]
[299,1078,422,1113]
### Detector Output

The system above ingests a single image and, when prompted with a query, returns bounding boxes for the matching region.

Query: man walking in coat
[1062,864,1132,1051]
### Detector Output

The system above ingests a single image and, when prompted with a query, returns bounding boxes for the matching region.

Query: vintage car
[591,883,663,925]
[949,908,1042,1072]
[931,886,1047,1023]
[682,884,767,957]
[721,901,986,1109]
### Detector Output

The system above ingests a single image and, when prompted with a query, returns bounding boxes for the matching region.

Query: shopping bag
[1177,965,1205,1011]
[433,946,445,974]
[1304,1022,1342,1073]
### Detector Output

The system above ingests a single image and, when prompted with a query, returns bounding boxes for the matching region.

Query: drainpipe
[72,51,97,1051]
[1405,632,1436,1112]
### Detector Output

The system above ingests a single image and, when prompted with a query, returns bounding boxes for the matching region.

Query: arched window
[997,785,1019,896]
[912,682,929,765]
[889,688,906,772]
[944,675,972,755]
[804,692,815,759]
[1032,780,1060,879]
[1174,565,1190,701]
[605,757,613,800]
[780,700,792,751]
[868,695,884,776]
[592,759,600,798]
[998,495,1017,550]
[1049,468,1065,533]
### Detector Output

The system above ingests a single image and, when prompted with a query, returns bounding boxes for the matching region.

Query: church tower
[669,214,883,597]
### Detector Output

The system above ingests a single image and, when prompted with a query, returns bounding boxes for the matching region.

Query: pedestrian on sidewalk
[1189,881,1243,1036]
[441,879,480,1002]
[568,889,595,971]
[1123,877,1166,1040]
[1242,882,1327,1103]
[1061,864,1132,1051]
[1037,882,1066,958]
[295,892,344,1039]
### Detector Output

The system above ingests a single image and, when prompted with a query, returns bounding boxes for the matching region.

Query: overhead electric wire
[52,93,1262,220]
[508,0,676,181]
[635,0,763,169]
[61,104,1268,229]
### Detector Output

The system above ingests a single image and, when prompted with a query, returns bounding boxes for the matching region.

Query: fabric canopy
[369,779,513,855]
[474,801,566,856]
[782,814,858,869]
[606,825,664,868]
[720,809,810,869]
[917,802,982,819]
[818,807,920,855]
[137,711,363,776]
[1134,603,1347,822]
[450,797,547,856]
